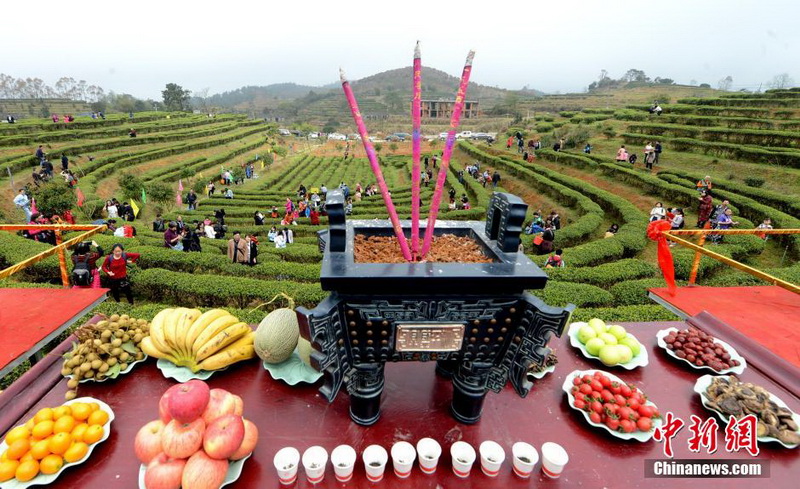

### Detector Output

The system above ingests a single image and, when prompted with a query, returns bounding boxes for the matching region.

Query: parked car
[457,131,473,139]
[328,133,347,141]
[308,132,320,139]
[471,133,495,143]
[278,128,291,136]
[439,132,450,140]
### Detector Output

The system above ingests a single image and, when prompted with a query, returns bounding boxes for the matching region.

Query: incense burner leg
[450,361,493,424]
[347,363,385,426]
[435,358,458,379]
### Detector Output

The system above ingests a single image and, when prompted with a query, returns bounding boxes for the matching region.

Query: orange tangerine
[39,454,63,475]
[52,406,72,419]
[31,420,54,439]
[15,459,39,482]
[63,442,88,463]
[29,439,51,460]
[24,419,35,431]
[53,416,76,434]
[33,408,54,424]
[47,433,72,456]
[0,459,19,482]
[4,426,30,445]
[83,425,104,444]
[20,452,34,463]
[70,403,91,422]
[87,402,100,413]
[6,439,30,460]
[87,410,109,427]
[70,423,88,443]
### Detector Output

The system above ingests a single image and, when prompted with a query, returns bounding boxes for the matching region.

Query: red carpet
[650,286,800,368]
[0,288,107,374]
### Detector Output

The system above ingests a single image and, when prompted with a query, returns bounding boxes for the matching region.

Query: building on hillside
[420,99,480,119]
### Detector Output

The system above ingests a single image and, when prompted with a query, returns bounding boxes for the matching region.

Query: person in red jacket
[101,243,140,304]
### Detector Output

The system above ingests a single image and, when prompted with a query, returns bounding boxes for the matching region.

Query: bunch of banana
[140,308,256,372]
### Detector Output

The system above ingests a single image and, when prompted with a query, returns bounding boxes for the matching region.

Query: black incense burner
[296,190,574,425]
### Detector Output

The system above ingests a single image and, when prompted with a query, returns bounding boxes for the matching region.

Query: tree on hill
[162,83,192,111]
[768,73,794,90]
[718,76,733,91]
[31,181,77,217]
[623,69,649,83]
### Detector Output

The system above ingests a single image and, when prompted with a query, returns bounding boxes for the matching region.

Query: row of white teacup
[273,439,569,484]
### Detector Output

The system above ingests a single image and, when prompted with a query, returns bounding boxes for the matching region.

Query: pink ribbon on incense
[420,50,475,257]
[340,68,413,261]
[411,41,423,259]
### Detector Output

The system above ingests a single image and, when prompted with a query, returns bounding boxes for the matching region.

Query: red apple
[232,394,244,416]
[158,389,174,424]
[230,418,259,460]
[182,450,228,489]
[161,418,205,459]
[167,379,210,424]
[201,388,237,425]
[135,420,165,464]
[203,414,245,460]
[144,453,186,489]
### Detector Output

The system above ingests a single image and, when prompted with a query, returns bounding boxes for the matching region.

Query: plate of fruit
[568,319,648,369]
[694,375,800,448]
[140,308,256,382]
[0,398,114,488]
[562,370,662,442]
[135,380,259,489]
[656,327,745,375]
[526,349,557,380]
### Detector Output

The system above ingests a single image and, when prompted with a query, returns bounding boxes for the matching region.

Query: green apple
[619,337,641,357]
[599,345,623,366]
[608,325,627,341]
[577,325,597,344]
[616,344,633,364]
[599,333,618,346]
[588,318,606,335]
[585,338,605,356]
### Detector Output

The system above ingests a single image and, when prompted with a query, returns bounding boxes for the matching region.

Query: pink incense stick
[411,41,422,260]
[340,68,413,262]
[420,50,475,257]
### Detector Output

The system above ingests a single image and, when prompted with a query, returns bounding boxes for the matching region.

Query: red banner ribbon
[647,220,677,296]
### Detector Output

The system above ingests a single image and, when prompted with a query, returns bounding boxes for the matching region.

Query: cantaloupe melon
[254,308,300,364]
[297,337,313,366]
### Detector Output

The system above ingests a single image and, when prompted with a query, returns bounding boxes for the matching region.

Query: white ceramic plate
[0,397,115,489]
[527,363,556,380]
[567,322,649,370]
[694,375,799,449]
[656,328,746,375]
[68,356,148,384]
[137,453,251,488]
[562,369,662,442]
[156,358,222,382]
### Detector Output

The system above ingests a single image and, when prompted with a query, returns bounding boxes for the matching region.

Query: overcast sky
[2,0,797,99]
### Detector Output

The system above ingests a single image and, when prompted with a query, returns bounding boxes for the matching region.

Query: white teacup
[273,447,300,485]
[302,446,328,484]
[416,438,442,474]
[511,442,539,478]
[450,441,476,478]
[479,441,505,477]
[391,441,416,478]
[363,444,389,482]
[331,444,357,483]
[541,442,569,479]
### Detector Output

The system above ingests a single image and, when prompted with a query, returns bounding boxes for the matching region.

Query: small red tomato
[620,419,636,433]
[638,405,654,418]
[609,382,622,395]
[620,384,633,397]
[573,377,582,386]
[605,417,620,431]
[601,390,614,402]
[591,391,602,401]
[637,417,653,432]
[575,392,586,402]
[630,411,640,421]
[605,403,619,415]
[581,375,593,384]
[574,399,586,410]
[591,380,603,392]
[589,412,602,424]
[618,407,633,420]
[592,401,604,414]
[615,394,627,406]
[628,398,640,411]
[580,384,592,395]
[599,376,611,388]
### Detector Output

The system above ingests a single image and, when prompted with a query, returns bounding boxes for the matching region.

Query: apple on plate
[135,420,165,464]
[162,418,205,459]
[585,338,605,356]
[168,379,211,424]
[159,389,173,424]
[577,325,597,344]
[619,337,641,357]
[144,453,186,489]
[230,418,259,460]
[204,414,245,460]
[599,345,623,366]
[202,388,238,425]
[182,450,229,489]
[232,394,244,417]
[588,318,606,336]
[608,325,628,341]
[598,333,618,346]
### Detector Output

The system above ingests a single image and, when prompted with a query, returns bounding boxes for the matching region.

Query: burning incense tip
[465,50,475,66]
[339,68,347,83]
[414,41,420,58]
